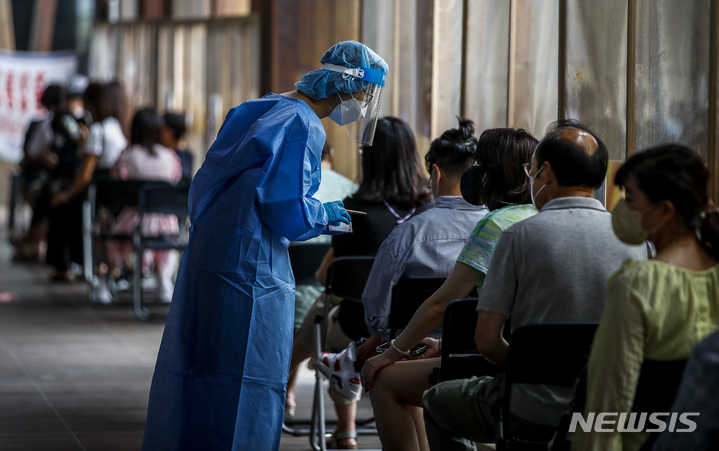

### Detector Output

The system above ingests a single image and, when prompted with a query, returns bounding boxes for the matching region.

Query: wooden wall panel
[214,0,251,17]
[30,0,57,51]
[269,0,361,180]
[0,0,15,50]
[431,0,463,139]
[141,0,165,19]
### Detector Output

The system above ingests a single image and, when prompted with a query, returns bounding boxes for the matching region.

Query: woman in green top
[360,127,538,451]
[575,144,719,451]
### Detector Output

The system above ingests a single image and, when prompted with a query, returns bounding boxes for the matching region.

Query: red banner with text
[0,51,78,162]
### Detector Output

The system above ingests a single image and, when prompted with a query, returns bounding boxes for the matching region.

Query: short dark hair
[353,116,431,209]
[474,127,538,211]
[535,119,608,189]
[163,112,187,141]
[131,107,165,156]
[425,118,477,180]
[40,84,63,109]
[615,143,719,259]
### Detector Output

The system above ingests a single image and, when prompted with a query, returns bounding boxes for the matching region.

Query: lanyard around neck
[383,200,415,225]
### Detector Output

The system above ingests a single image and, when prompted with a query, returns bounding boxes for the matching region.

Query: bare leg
[410,405,430,451]
[290,335,314,370]
[369,357,439,451]
[285,365,298,415]
[334,401,358,448]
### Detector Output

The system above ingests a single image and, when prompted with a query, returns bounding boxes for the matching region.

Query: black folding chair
[549,358,687,451]
[282,241,331,436]
[428,298,499,385]
[132,181,190,321]
[288,242,332,287]
[387,277,446,339]
[309,256,375,451]
[496,322,599,451]
[83,179,145,299]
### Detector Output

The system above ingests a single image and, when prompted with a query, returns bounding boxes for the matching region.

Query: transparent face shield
[322,64,386,146]
[353,84,383,146]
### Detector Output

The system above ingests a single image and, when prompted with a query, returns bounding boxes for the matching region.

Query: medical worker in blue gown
[142,40,388,451]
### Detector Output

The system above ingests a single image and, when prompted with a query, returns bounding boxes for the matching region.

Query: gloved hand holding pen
[324,201,352,225]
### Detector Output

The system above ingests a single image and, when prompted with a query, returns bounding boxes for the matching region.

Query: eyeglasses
[522,163,532,178]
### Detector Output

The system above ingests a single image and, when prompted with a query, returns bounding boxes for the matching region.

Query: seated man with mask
[421,120,649,450]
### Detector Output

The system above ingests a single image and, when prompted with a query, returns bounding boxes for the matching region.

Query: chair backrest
[388,277,446,339]
[288,242,332,287]
[634,359,687,451]
[549,358,687,451]
[138,181,190,217]
[325,256,375,302]
[632,358,687,414]
[499,323,599,447]
[505,322,598,387]
[93,179,146,212]
[432,298,499,384]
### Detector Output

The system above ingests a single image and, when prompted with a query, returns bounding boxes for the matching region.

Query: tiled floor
[0,209,380,450]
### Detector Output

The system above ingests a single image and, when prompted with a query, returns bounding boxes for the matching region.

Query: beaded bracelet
[390,339,411,355]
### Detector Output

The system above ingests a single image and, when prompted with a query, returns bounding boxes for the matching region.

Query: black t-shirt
[331,196,432,341]
[332,197,431,257]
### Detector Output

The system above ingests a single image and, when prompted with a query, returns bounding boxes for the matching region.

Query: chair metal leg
[133,240,150,322]
[82,199,94,284]
[309,315,327,451]
[8,172,18,233]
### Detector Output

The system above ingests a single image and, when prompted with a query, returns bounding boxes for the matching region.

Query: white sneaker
[316,341,362,402]
[90,277,113,305]
[156,274,174,304]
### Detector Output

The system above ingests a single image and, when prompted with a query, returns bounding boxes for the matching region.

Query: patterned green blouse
[456,203,537,291]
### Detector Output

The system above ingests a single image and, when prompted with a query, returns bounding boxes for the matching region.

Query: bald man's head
[535,120,608,189]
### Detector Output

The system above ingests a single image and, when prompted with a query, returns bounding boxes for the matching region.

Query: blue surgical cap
[295,40,388,100]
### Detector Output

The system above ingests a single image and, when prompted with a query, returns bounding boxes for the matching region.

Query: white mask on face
[611,199,661,245]
[529,166,546,209]
[329,93,367,126]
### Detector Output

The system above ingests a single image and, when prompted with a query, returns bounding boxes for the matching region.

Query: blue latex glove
[324,201,352,226]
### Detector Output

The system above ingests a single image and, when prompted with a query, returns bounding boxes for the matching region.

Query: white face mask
[329,93,367,126]
[529,166,546,209]
[611,199,661,245]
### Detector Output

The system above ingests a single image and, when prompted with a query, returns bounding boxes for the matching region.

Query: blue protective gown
[142,94,330,451]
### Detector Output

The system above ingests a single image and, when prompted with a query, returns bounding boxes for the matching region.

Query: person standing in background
[48,81,128,284]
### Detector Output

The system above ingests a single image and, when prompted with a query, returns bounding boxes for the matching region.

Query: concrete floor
[0,208,381,451]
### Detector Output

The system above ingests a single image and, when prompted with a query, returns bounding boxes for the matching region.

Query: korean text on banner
[0,51,78,163]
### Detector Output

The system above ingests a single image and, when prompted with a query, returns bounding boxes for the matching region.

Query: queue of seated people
[10,83,719,449]
[10,79,194,305]
[287,118,719,451]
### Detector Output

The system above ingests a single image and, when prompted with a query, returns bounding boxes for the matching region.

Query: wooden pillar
[625,0,636,158]
[0,0,15,50]
[29,0,57,52]
[710,0,719,203]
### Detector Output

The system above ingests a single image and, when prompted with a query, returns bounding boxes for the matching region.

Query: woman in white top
[47,81,128,282]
